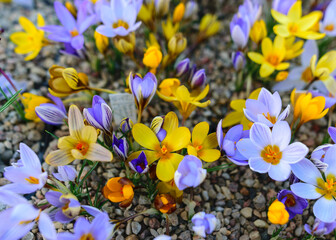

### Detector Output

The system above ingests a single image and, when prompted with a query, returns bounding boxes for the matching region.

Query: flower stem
[165,214,170,235]
[137,107,142,123]
[88,86,117,94]
[0,68,18,93]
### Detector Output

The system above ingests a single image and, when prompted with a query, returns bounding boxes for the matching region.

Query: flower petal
[313,197,336,223]
[236,138,261,159]
[282,142,308,164]
[250,122,272,149]
[45,150,75,166]
[162,111,179,135]
[86,143,113,162]
[162,127,191,152]
[290,183,322,199]
[132,123,160,150]
[268,161,291,181]
[290,158,322,184]
[79,126,98,144]
[68,105,85,140]
[19,143,41,169]
[157,160,175,182]
[198,149,221,162]
[192,122,209,145]
[203,132,218,149]
[249,157,271,173]
[271,121,290,151]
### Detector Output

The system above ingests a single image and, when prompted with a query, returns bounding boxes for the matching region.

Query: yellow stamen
[25,176,40,184]
[288,23,299,33]
[112,20,129,30]
[161,196,169,205]
[75,142,89,155]
[70,29,79,37]
[266,54,280,66]
[261,145,282,165]
[80,233,95,240]
[262,112,277,124]
[316,175,336,200]
[161,145,168,154]
[325,24,334,31]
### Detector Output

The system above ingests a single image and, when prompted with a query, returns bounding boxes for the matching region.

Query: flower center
[316,175,336,200]
[266,54,280,66]
[62,202,70,211]
[25,176,40,184]
[195,144,203,151]
[75,142,90,155]
[261,145,282,165]
[262,112,277,124]
[284,194,296,207]
[70,29,79,37]
[91,0,98,3]
[161,145,168,154]
[80,233,95,240]
[288,23,299,33]
[113,20,129,30]
[301,67,314,83]
[325,24,334,31]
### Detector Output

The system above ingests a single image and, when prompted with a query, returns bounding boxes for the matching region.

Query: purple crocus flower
[57,212,114,240]
[53,165,78,182]
[35,93,67,125]
[183,1,198,20]
[83,95,113,134]
[191,212,217,238]
[191,69,206,89]
[230,14,250,49]
[45,191,81,223]
[237,121,308,181]
[272,0,296,15]
[96,0,142,38]
[244,88,290,127]
[238,0,261,26]
[304,218,336,236]
[112,134,129,160]
[176,58,190,77]
[59,42,81,58]
[119,117,133,133]
[217,121,249,166]
[232,51,246,71]
[174,155,207,191]
[151,116,167,141]
[129,151,149,174]
[75,0,109,23]
[42,1,96,50]
[1,143,47,194]
[329,126,336,143]
[277,189,308,220]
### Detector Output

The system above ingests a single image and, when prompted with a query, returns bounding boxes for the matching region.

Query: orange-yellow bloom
[94,31,109,54]
[103,177,134,208]
[188,122,220,162]
[21,93,50,122]
[249,19,267,44]
[173,3,185,23]
[143,46,162,69]
[154,193,176,214]
[268,199,289,225]
[45,105,113,166]
[275,71,289,82]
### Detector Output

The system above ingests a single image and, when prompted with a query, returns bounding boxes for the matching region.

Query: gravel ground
[0,0,335,239]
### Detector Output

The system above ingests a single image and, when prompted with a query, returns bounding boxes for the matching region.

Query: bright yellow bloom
[250,19,267,44]
[275,71,289,82]
[222,88,261,130]
[158,78,181,97]
[103,177,134,208]
[45,105,113,166]
[271,1,325,40]
[157,180,183,202]
[10,14,49,61]
[268,200,289,225]
[21,93,50,122]
[173,3,185,23]
[248,36,290,78]
[168,33,187,56]
[188,122,220,162]
[94,31,109,54]
[291,89,328,127]
[199,14,221,39]
[143,46,162,69]
[130,112,191,182]
[284,37,304,60]
[162,18,180,40]
[310,51,336,94]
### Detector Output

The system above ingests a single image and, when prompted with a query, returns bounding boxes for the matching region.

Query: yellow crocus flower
[173,3,185,24]
[157,179,183,201]
[21,93,50,122]
[268,200,289,225]
[248,36,290,78]
[284,37,304,60]
[188,122,220,162]
[249,19,267,44]
[143,46,162,70]
[10,14,49,61]
[199,14,221,39]
[162,17,180,40]
[94,31,109,54]
[271,1,325,40]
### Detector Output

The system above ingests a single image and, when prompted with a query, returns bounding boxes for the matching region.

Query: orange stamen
[25,176,40,184]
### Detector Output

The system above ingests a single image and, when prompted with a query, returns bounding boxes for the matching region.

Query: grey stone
[240,207,252,218]
[131,222,141,235]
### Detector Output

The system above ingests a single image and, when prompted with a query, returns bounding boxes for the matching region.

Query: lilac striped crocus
[291,148,336,223]
[129,151,149,174]
[244,88,290,127]
[191,212,217,238]
[35,93,67,125]
[112,134,129,160]
[151,116,167,141]
[277,189,308,220]
[1,143,47,194]
[42,1,96,50]
[230,14,250,49]
[304,218,336,236]
[53,165,77,182]
[96,0,142,38]
[237,121,308,181]
[191,69,206,89]
[272,0,296,15]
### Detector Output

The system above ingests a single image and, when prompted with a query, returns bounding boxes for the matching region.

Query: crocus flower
[10,14,49,60]
[0,73,27,100]
[174,155,207,190]
[143,46,162,70]
[154,193,176,214]
[173,2,185,23]
[238,0,261,26]
[167,33,187,56]
[191,212,217,238]
[22,93,50,122]
[53,165,77,182]
[244,88,290,127]
[45,191,81,223]
[248,36,290,77]
[237,121,308,181]
[271,1,325,40]
[45,105,113,166]
[277,189,308,219]
[187,122,220,162]
[320,0,336,36]
[199,14,221,39]
[112,134,128,161]
[96,0,141,38]
[218,122,249,165]
[83,95,113,134]
[183,1,198,20]
[267,199,289,225]
[75,0,109,23]
[162,17,179,40]
[157,179,183,201]
[249,19,267,44]
[176,58,190,77]
[150,116,167,142]
[191,69,206,89]
[1,143,47,194]
[94,30,109,54]
[35,93,67,125]
[284,36,304,60]
[103,177,134,207]
[304,218,336,236]
[119,117,133,134]
[42,1,96,50]
[310,89,336,109]
[230,14,250,49]
[57,212,114,240]
[232,51,246,71]
[272,0,296,15]
[129,151,148,174]
[291,150,336,223]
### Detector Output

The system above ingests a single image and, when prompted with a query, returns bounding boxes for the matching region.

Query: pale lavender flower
[53,165,77,182]
[272,0,296,15]
[304,218,336,236]
[42,1,96,50]
[0,73,27,100]
[57,212,114,240]
[176,58,190,77]
[96,0,141,38]
[238,0,261,26]
[83,95,113,134]
[329,126,336,143]
[191,212,217,238]
[244,88,290,127]
[174,155,207,191]
[154,0,170,17]
[45,191,81,223]
[59,42,81,58]
[277,189,308,220]
[75,0,109,23]
[237,121,308,181]
[35,93,67,125]
[129,151,149,174]
[112,134,129,160]
[232,51,246,71]
[230,14,250,49]
[311,144,332,172]
[191,69,206,89]
[183,1,198,20]
[1,143,47,194]
[320,0,336,36]
[154,236,171,240]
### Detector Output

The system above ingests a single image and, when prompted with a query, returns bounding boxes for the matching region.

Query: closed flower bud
[151,116,166,141]
[112,134,129,161]
[103,177,134,208]
[250,19,267,44]
[268,199,289,225]
[129,151,149,174]
[232,51,246,71]
[113,33,136,56]
[94,31,109,54]
[173,3,185,24]
[119,117,133,134]
[168,33,187,56]
[191,69,206,89]
[162,18,179,40]
[200,14,221,39]
[154,193,176,214]
[192,212,217,238]
[184,1,198,20]
[230,14,249,48]
[154,0,170,17]
[176,58,190,77]
[143,46,162,69]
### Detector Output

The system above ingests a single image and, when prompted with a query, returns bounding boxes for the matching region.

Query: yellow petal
[322,76,336,95]
[62,68,81,90]
[287,1,302,21]
[271,9,290,24]
[71,149,85,160]
[132,123,160,150]
[222,112,244,128]
[37,13,45,27]
[162,111,179,136]
[297,11,322,31]
[10,32,29,44]
[45,149,74,166]
[310,55,317,75]
[24,48,41,61]
[86,143,113,162]
[295,31,325,40]
[248,52,264,64]
[187,145,198,156]
[249,88,262,99]
[58,136,77,150]
[194,84,210,101]
[19,16,37,34]
[260,63,275,77]
[128,150,159,164]
[230,99,245,111]
[68,105,85,140]
[162,127,191,152]
[261,38,273,57]
[202,132,218,149]
[192,122,209,145]
[198,149,221,162]
[316,51,336,74]
[156,159,175,182]
[273,25,290,38]
[168,153,184,171]
[79,126,98,144]
[276,62,290,70]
